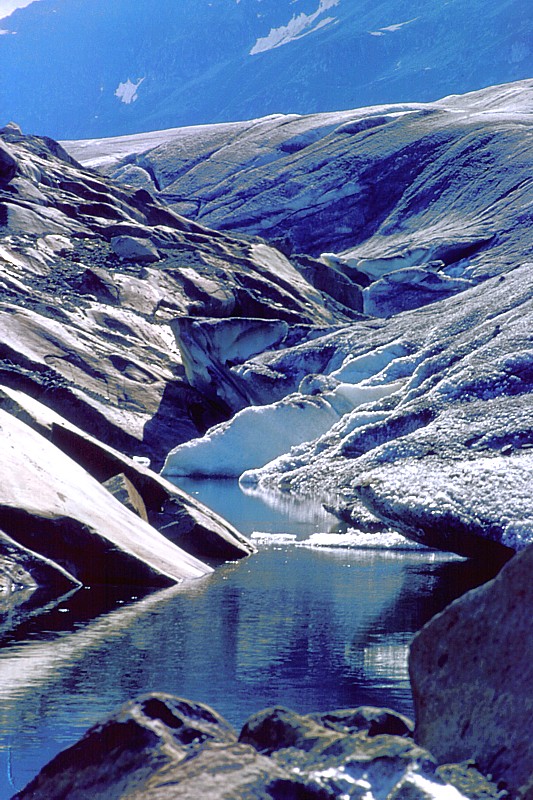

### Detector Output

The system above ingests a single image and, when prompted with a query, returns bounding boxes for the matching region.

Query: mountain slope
[0,0,531,138]
[67,80,533,317]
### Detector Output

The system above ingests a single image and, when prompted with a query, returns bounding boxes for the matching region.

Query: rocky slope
[1,122,357,621]
[70,80,533,315]
[0,122,352,465]
[1,0,531,139]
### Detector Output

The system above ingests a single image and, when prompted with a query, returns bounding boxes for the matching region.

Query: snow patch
[161,394,341,478]
[370,18,418,36]
[296,530,435,551]
[115,77,145,105]
[250,0,339,55]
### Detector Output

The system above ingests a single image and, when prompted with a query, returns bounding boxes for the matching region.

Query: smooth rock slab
[409,544,533,798]
[0,407,212,587]
[0,384,255,564]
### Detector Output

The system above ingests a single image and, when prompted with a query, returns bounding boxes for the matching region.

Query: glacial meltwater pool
[0,480,498,796]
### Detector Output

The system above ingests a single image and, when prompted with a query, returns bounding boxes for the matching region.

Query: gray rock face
[110,234,160,263]
[0,385,255,587]
[409,544,533,798]
[15,695,487,800]
[0,406,212,588]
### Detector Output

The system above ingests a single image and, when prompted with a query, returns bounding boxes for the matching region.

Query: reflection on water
[0,481,500,797]
[176,477,340,536]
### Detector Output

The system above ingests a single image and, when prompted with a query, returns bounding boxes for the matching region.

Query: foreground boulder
[409,544,533,798]
[15,694,494,800]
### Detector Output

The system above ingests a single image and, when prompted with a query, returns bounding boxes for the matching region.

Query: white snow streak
[250,0,339,55]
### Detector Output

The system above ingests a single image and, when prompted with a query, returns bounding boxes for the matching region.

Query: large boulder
[0,407,212,587]
[110,234,160,263]
[0,385,256,566]
[409,544,533,798]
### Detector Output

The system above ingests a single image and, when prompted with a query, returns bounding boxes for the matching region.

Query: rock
[102,473,149,521]
[156,495,256,564]
[12,693,241,800]
[0,141,17,184]
[0,122,23,136]
[14,695,478,800]
[310,706,414,738]
[0,384,255,563]
[239,706,344,755]
[0,528,78,593]
[110,234,160,263]
[0,407,212,587]
[76,265,120,303]
[409,543,533,798]
[0,528,80,635]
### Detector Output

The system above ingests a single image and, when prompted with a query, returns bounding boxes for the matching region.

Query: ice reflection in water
[0,479,497,797]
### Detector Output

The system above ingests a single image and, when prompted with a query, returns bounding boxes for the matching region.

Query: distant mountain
[1,0,532,139]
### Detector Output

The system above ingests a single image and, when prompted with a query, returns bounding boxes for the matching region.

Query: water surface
[0,481,497,796]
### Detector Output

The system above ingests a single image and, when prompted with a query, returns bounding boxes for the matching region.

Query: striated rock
[14,695,483,800]
[409,544,533,798]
